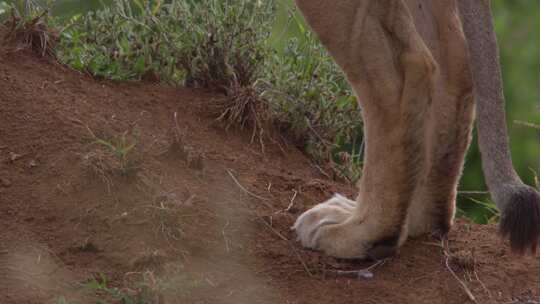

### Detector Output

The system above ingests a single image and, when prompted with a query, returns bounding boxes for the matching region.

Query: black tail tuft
[499,186,540,255]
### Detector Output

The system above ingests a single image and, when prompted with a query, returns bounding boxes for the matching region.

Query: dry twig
[274,189,298,215]
[226,168,273,209]
[324,259,386,280]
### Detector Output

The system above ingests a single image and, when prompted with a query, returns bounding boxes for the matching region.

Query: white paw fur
[292,194,364,257]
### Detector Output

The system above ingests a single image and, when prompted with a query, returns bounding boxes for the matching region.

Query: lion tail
[458,0,540,254]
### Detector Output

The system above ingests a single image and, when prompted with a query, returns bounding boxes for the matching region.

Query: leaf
[134,56,146,73]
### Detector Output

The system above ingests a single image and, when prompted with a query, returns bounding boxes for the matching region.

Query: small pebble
[357,270,374,280]
[9,152,22,162]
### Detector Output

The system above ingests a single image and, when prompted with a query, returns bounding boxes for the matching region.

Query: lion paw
[292,194,369,258]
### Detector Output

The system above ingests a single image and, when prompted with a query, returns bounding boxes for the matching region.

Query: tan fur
[293,0,540,258]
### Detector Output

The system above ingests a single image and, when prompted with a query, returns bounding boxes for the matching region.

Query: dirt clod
[8,151,22,162]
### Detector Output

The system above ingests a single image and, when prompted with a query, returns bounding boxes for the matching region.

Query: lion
[292,0,540,259]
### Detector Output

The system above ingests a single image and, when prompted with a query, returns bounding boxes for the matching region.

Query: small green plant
[55,271,199,304]
[93,133,138,174]
[467,197,500,224]
[0,2,10,18]
[59,273,162,304]
[82,127,141,187]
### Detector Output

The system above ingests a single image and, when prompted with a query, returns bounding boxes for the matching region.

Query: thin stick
[458,191,489,195]
[257,216,289,242]
[441,238,478,303]
[474,270,491,298]
[312,163,332,179]
[226,169,272,207]
[514,120,540,130]
[285,190,298,212]
[325,259,386,279]
[274,189,298,215]
[222,220,231,253]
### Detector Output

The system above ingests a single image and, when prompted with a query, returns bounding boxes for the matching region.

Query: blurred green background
[1,0,538,222]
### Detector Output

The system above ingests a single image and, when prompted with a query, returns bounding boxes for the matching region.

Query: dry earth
[1,40,540,304]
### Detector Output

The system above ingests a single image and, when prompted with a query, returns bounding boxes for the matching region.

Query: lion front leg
[293,193,404,259]
[293,0,436,259]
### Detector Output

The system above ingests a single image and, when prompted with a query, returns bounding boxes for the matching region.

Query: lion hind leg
[406,1,475,237]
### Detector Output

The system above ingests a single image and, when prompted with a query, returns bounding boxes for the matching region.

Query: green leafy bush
[57,0,181,81]
[54,0,363,181]
[264,32,362,180]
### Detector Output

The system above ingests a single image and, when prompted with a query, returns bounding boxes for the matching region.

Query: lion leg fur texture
[293,0,437,259]
[406,1,475,237]
[293,0,540,259]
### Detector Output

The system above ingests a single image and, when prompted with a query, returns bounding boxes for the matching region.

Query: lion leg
[406,2,475,237]
[293,0,435,259]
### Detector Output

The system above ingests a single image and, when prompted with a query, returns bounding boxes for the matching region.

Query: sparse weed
[79,273,162,304]
[93,133,139,173]
[56,271,199,304]
[151,193,186,241]
[466,197,500,224]
[82,127,142,188]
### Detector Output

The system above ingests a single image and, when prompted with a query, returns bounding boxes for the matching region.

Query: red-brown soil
[1,44,540,304]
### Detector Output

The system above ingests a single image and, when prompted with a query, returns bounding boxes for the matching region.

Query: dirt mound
[1,44,539,304]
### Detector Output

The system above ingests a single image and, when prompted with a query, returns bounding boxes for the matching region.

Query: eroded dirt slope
[1,46,540,304]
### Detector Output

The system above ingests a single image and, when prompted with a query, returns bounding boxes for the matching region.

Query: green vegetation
[48,0,361,179]
[55,272,182,304]
[1,0,538,222]
[90,131,140,176]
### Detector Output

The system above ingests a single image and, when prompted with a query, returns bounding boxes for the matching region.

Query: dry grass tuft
[82,149,121,189]
[2,7,57,57]
[213,82,274,152]
[81,127,142,190]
